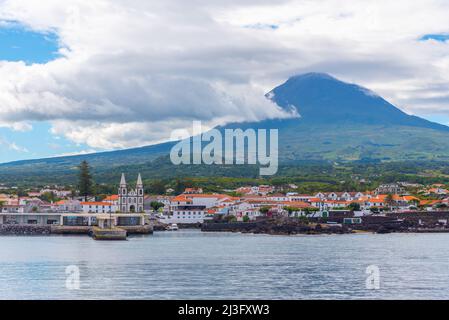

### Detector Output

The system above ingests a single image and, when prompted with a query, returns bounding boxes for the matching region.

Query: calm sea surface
[1,230,449,300]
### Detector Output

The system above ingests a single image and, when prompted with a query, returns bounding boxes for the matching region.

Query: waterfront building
[1,204,24,214]
[167,193,234,224]
[0,212,146,228]
[118,173,144,213]
[81,201,117,213]
[0,212,60,225]
[171,207,208,223]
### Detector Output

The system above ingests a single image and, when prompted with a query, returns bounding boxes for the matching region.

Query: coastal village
[2,172,449,236]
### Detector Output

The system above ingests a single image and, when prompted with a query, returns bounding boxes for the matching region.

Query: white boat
[166,223,179,231]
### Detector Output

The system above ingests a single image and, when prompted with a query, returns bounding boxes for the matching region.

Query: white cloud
[0,120,32,131]
[0,0,449,150]
[0,136,28,152]
[52,149,98,157]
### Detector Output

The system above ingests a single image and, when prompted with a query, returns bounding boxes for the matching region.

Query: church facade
[118,173,144,213]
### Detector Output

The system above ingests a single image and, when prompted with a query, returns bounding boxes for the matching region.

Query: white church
[118,173,144,213]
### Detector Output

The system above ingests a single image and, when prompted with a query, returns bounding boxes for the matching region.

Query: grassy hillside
[277,123,449,161]
[2,123,449,186]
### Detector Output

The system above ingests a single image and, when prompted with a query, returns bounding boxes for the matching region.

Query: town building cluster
[2,177,449,225]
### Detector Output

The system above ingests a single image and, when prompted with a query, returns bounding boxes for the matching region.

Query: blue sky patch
[244,23,279,30]
[420,34,449,42]
[0,122,95,164]
[0,21,60,64]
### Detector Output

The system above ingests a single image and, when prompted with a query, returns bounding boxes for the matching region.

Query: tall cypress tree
[78,161,94,201]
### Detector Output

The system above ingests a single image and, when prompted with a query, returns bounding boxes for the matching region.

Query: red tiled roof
[104,195,119,201]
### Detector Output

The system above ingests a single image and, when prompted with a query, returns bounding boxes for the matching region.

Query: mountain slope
[222,72,449,162]
[2,72,449,183]
[268,72,449,130]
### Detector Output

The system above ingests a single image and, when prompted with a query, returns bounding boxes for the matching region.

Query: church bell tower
[118,173,144,213]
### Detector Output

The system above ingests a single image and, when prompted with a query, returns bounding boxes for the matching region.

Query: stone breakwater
[0,225,51,235]
[0,224,153,235]
[202,219,351,235]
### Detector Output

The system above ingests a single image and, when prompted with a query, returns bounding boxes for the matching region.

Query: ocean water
[0,230,449,300]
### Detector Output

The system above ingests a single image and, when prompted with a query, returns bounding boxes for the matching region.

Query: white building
[53,200,82,213]
[39,189,72,198]
[167,193,230,224]
[268,194,289,202]
[288,194,314,202]
[81,202,117,214]
[118,173,144,213]
[171,207,208,223]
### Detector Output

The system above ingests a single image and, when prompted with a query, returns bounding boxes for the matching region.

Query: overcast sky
[1,0,449,162]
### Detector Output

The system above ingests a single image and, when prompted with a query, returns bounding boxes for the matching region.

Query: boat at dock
[166,223,179,231]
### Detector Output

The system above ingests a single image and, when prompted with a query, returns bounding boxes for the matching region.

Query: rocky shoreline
[0,225,51,235]
[3,217,449,237]
[201,216,449,236]
[202,218,352,236]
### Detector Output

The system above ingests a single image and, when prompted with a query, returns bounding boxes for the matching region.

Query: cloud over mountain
[1,0,449,149]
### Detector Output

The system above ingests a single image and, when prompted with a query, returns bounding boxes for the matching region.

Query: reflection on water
[1,230,449,299]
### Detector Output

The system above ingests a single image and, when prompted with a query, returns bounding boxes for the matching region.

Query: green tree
[173,179,191,195]
[242,215,250,223]
[148,180,166,195]
[259,206,271,215]
[348,202,361,211]
[150,201,165,212]
[284,206,296,215]
[435,203,448,210]
[78,161,94,201]
[385,194,394,211]
[226,191,243,197]
[39,191,59,203]
[304,207,319,215]
[15,188,28,198]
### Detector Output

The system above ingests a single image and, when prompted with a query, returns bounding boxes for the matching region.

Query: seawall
[0,225,51,235]
[202,220,350,235]
[0,224,153,236]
